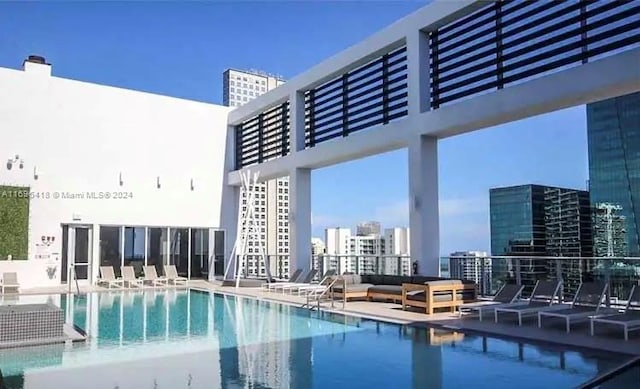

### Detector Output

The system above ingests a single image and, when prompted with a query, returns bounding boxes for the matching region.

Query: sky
[0,1,590,255]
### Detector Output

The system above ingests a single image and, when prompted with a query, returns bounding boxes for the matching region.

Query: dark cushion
[368,285,403,295]
[411,276,442,284]
[332,283,373,293]
[380,275,412,286]
[361,274,384,285]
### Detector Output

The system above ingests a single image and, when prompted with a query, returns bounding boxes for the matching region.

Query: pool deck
[6,280,640,357]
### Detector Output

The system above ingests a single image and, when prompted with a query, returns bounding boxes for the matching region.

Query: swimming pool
[0,289,633,388]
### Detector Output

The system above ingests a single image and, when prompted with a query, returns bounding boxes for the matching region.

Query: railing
[238,253,640,303]
[312,254,413,278]
[444,255,640,303]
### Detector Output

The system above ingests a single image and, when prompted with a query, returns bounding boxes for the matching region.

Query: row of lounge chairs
[97,265,187,289]
[262,269,337,296]
[463,279,640,340]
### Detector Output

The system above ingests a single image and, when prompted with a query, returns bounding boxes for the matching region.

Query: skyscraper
[223,69,290,278]
[587,91,640,256]
[490,184,592,295]
[587,91,640,298]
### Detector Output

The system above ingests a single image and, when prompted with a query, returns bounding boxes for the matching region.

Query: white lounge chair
[0,272,19,294]
[591,285,640,340]
[494,280,563,326]
[121,266,144,288]
[288,270,337,295]
[164,265,188,286]
[459,283,525,320]
[143,265,169,287]
[276,270,318,294]
[97,266,124,289]
[538,281,611,333]
[264,269,303,291]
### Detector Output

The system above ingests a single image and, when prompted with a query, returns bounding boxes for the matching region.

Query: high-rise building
[587,91,640,298]
[324,225,410,275]
[490,184,592,295]
[223,69,289,278]
[587,91,640,256]
[384,227,411,275]
[449,251,492,294]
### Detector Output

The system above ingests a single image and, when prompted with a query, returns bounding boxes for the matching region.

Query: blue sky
[0,1,589,254]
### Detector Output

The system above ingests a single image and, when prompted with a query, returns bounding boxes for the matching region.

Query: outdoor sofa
[331,274,477,314]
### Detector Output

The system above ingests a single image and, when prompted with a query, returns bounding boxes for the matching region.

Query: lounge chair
[278,269,319,294]
[121,266,144,288]
[264,269,303,291]
[591,285,640,340]
[459,283,524,321]
[538,281,610,333]
[97,266,124,289]
[143,265,169,287]
[293,270,338,295]
[164,265,188,286]
[0,272,19,294]
[494,279,563,326]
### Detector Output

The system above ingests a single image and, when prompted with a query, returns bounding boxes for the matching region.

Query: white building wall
[0,61,230,288]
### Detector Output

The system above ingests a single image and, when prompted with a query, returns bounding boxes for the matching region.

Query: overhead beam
[228,47,640,186]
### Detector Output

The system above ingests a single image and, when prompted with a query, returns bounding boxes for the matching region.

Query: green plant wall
[0,186,29,260]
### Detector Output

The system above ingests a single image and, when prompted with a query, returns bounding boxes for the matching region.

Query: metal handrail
[575,355,640,389]
[304,277,341,311]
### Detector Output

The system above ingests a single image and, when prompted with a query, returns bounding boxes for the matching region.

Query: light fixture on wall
[157,176,161,189]
[33,166,39,180]
[190,178,194,191]
[6,155,24,170]
[119,172,123,186]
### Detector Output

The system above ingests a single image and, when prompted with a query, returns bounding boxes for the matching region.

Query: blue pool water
[0,289,634,389]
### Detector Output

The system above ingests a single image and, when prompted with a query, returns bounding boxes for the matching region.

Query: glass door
[213,230,225,277]
[65,225,92,282]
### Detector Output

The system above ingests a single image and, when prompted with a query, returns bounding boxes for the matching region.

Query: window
[230,80,235,86]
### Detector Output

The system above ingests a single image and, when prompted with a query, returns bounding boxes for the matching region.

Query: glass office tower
[490,185,593,296]
[587,91,640,256]
[587,92,640,298]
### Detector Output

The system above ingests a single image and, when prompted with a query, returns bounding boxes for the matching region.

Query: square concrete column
[289,168,312,274]
[408,135,439,276]
[219,124,240,281]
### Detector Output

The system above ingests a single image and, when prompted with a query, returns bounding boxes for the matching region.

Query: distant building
[356,221,381,236]
[311,237,326,256]
[383,227,411,275]
[324,225,410,275]
[588,91,640,298]
[588,91,640,256]
[449,251,492,294]
[490,184,593,295]
[223,69,289,278]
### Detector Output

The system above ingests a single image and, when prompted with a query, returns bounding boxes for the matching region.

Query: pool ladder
[302,278,344,311]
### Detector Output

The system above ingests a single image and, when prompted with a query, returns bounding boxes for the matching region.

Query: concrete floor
[6,280,639,357]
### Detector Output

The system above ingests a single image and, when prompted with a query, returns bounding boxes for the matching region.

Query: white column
[289,168,312,274]
[219,124,240,281]
[408,135,439,276]
[407,29,430,115]
[290,91,306,153]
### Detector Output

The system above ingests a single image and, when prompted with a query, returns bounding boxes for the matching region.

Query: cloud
[439,197,487,217]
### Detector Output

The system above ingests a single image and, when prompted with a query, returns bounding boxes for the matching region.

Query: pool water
[0,290,633,388]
